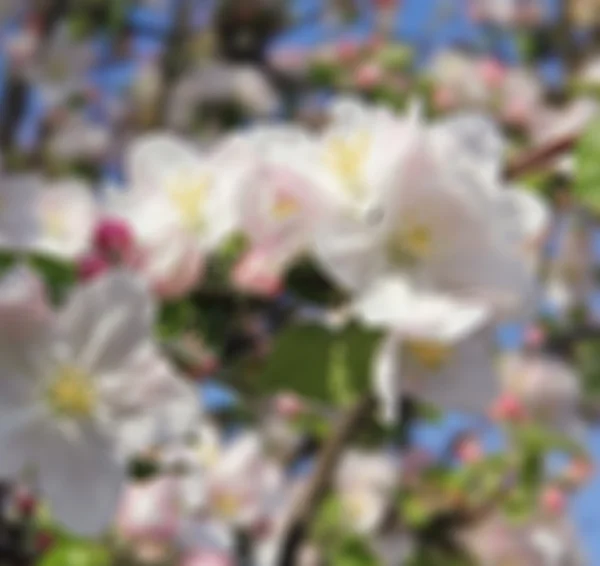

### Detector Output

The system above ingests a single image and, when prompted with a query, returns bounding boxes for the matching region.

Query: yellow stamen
[213,492,240,519]
[405,341,451,371]
[47,366,95,418]
[323,133,370,197]
[43,210,68,240]
[388,223,433,265]
[167,176,211,231]
[271,193,299,220]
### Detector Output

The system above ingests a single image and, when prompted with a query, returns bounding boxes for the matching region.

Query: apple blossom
[335,450,399,534]
[499,352,583,436]
[0,175,96,260]
[0,269,156,536]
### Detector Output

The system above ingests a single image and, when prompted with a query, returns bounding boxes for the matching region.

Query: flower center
[323,133,370,199]
[346,492,370,520]
[271,192,300,221]
[46,366,96,419]
[387,223,433,266]
[213,491,240,519]
[167,176,211,232]
[43,209,69,240]
[405,341,451,371]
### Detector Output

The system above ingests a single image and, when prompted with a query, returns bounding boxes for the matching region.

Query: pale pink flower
[116,477,180,543]
[180,550,233,566]
[336,40,361,64]
[477,58,507,89]
[540,486,567,516]
[273,392,306,419]
[354,63,384,90]
[0,264,52,337]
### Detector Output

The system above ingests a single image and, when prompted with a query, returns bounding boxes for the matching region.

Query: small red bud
[77,253,110,282]
[93,218,134,263]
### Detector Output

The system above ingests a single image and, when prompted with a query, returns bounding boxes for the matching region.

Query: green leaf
[39,539,111,566]
[401,495,435,529]
[328,342,356,406]
[254,323,380,404]
[30,255,77,303]
[574,117,600,213]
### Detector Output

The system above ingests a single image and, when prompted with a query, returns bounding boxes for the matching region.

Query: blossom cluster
[0,97,592,565]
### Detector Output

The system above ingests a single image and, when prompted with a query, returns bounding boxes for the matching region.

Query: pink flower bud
[565,458,594,486]
[354,63,384,90]
[433,86,457,112]
[524,325,545,349]
[180,551,233,566]
[540,486,567,515]
[456,437,484,465]
[336,40,360,64]
[76,253,110,282]
[93,218,134,263]
[232,249,284,297]
[274,392,306,419]
[490,394,526,423]
[478,58,507,89]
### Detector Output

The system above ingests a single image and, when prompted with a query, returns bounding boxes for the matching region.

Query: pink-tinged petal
[0,264,52,338]
[139,230,205,299]
[34,180,97,260]
[76,253,110,282]
[477,58,507,89]
[354,63,384,90]
[180,551,233,566]
[232,248,284,297]
[116,477,180,542]
[433,87,457,112]
[273,392,306,419]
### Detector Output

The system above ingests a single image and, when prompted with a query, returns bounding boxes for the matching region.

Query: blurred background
[5,1,600,565]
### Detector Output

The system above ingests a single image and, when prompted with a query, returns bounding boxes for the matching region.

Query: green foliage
[329,341,357,406]
[247,322,380,404]
[574,116,600,213]
[374,45,414,73]
[39,538,111,566]
[312,497,379,566]
[30,256,77,303]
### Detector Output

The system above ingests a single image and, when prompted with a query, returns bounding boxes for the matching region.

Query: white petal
[355,276,489,342]
[372,334,402,424]
[33,179,97,259]
[403,328,499,412]
[127,133,204,195]
[59,271,154,375]
[38,423,124,537]
[0,174,43,252]
[313,214,385,292]
[0,406,45,479]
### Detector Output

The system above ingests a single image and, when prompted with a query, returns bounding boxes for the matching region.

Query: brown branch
[504,133,578,181]
[276,393,376,566]
[272,130,586,565]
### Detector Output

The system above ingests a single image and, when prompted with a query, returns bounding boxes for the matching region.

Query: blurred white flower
[0,175,96,260]
[201,432,285,529]
[499,352,583,437]
[107,134,244,298]
[220,125,338,294]
[0,269,155,535]
[102,344,201,460]
[312,103,545,421]
[116,476,181,544]
[335,450,399,534]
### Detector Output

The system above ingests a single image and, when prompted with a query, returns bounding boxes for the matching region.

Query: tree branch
[276,393,376,566]
[504,133,578,181]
